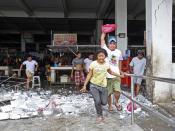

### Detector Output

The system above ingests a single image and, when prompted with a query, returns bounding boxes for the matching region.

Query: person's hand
[120,72,125,78]
[71,74,73,78]
[80,86,87,93]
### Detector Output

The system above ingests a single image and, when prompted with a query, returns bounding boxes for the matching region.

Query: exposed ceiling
[0,0,146,19]
[0,0,174,49]
[0,0,147,34]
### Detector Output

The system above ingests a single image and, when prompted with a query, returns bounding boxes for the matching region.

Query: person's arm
[119,60,123,73]
[19,64,23,71]
[119,51,123,74]
[80,69,93,92]
[20,61,25,71]
[100,32,106,47]
[107,68,124,78]
[142,58,147,75]
[129,59,134,73]
[35,63,39,71]
[71,59,75,77]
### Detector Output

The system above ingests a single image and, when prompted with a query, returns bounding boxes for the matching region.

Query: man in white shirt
[84,53,94,74]
[129,50,146,96]
[20,55,38,90]
[101,32,123,111]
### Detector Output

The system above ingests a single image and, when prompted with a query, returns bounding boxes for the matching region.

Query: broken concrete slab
[120,124,144,131]
[158,102,175,117]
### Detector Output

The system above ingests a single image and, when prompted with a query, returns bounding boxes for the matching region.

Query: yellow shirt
[89,61,110,87]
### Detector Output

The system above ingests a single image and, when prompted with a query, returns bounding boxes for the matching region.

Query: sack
[102,24,117,33]
[127,101,137,112]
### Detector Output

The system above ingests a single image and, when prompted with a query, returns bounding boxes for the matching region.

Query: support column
[146,0,173,103]
[21,33,26,52]
[96,20,103,44]
[115,0,127,55]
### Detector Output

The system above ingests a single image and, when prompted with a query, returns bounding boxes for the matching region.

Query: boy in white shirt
[20,55,38,90]
[84,53,94,74]
[129,50,146,96]
[101,32,123,111]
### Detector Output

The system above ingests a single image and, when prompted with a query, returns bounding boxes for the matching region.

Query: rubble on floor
[0,88,154,121]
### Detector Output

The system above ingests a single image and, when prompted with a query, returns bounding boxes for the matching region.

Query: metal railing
[123,73,175,127]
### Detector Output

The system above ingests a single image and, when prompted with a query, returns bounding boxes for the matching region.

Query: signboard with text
[53,33,77,45]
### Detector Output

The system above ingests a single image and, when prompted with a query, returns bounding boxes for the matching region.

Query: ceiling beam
[129,0,145,19]
[133,10,145,19]
[60,0,69,17]
[0,12,20,31]
[15,0,34,16]
[104,0,115,19]
[97,0,113,19]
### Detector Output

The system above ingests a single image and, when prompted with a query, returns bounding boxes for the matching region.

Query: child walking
[81,49,124,123]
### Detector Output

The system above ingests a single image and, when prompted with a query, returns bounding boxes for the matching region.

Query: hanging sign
[53,33,77,45]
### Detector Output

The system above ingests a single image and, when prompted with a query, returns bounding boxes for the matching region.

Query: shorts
[25,70,34,80]
[74,70,85,86]
[133,78,142,85]
[107,77,121,95]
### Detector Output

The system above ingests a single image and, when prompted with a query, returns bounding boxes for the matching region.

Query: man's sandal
[108,106,113,112]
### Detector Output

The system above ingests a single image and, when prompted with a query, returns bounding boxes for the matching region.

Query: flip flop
[115,103,122,111]
[108,108,113,112]
[108,106,113,112]
[96,116,104,124]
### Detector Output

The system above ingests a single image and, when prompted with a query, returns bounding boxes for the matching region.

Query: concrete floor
[0,107,174,131]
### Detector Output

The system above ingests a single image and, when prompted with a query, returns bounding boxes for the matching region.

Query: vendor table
[50,66,75,83]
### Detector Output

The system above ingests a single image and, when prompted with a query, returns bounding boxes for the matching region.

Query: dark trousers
[90,83,108,117]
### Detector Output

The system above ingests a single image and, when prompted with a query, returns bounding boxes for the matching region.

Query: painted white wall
[146,0,173,103]
[171,64,175,100]
[115,0,127,55]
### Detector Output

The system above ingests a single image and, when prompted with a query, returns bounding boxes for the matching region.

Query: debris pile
[0,89,154,121]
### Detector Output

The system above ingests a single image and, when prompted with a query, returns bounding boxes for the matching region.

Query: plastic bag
[127,101,137,112]
[102,24,117,33]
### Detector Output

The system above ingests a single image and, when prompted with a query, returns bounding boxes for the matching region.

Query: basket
[102,24,117,33]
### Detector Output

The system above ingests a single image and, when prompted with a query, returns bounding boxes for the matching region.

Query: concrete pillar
[96,20,103,44]
[146,0,173,103]
[21,33,26,52]
[115,0,127,55]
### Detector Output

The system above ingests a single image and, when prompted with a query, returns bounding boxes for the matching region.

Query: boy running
[101,32,123,111]
[20,55,38,90]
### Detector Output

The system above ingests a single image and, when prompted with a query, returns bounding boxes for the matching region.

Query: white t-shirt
[22,60,38,73]
[84,58,93,72]
[129,57,146,75]
[102,44,123,78]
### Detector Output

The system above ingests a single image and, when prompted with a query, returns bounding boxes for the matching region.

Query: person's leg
[135,78,142,96]
[25,71,32,90]
[74,71,80,90]
[114,91,122,110]
[112,78,122,111]
[106,78,113,111]
[135,84,140,96]
[90,84,103,117]
[26,78,30,90]
[108,94,113,111]
[80,71,85,85]
[100,87,108,106]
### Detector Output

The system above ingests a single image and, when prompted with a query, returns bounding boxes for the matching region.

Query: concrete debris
[0,89,154,121]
